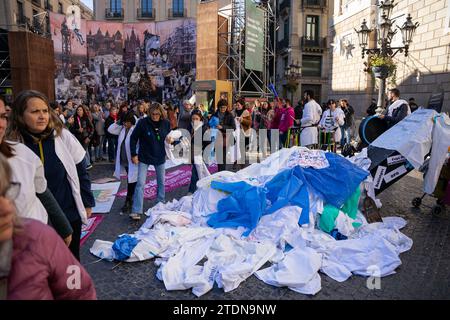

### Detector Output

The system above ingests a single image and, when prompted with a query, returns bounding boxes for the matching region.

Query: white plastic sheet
[424,113,450,194]
[371,109,437,169]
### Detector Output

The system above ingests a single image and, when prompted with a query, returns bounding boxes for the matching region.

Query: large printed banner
[245,0,264,72]
[49,13,196,105]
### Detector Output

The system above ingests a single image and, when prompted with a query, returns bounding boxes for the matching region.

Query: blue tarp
[207,181,267,236]
[112,235,140,261]
[207,152,369,236]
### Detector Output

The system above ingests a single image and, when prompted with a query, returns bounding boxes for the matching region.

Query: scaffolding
[218,0,277,99]
[0,29,11,97]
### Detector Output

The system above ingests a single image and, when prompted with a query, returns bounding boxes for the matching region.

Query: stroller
[412,156,449,215]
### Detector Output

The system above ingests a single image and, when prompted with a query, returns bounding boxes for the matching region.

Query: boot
[121,198,132,214]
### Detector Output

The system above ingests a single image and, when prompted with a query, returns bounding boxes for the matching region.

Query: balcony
[105,8,124,19]
[301,0,327,11]
[300,36,327,52]
[137,8,155,20]
[168,8,187,18]
[279,0,291,15]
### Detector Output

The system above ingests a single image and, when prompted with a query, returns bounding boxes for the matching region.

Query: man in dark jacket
[129,104,171,220]
[378,88,411,128]
[214,99,236,172]
[177,100,193,130]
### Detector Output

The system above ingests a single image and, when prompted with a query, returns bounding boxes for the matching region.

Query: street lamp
[355,0,418,109]
[284,61,301,103]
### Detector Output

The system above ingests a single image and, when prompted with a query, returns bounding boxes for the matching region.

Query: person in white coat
[109,112,138,214]
[7,90,95,261]
[300,90,322,148]
[318,99,345,151]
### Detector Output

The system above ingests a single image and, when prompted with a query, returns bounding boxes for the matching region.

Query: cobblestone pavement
[81,161,450,300]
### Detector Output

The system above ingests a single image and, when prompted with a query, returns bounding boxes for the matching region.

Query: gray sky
[81,0,93,10]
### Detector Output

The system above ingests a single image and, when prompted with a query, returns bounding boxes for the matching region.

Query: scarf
[235,109,244,117]
[388,99,411,117]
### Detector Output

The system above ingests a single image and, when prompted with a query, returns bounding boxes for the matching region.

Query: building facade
[93,0,198,22]
[328,0,450,116]
[0,0,93,34]
[0,0,93,98]
[275,0,331,105]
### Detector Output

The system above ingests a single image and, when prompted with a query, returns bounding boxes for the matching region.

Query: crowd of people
[0,85,415,299]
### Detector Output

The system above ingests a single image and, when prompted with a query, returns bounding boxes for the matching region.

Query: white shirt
[7,142,48,224]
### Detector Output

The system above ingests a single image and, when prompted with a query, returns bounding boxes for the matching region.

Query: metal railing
[168,8,187,18]
[137,8,156,19]
[301,0,327,9]
[301,36,327,50]
[105,8,124,19]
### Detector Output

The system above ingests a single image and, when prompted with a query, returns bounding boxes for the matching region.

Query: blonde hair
[147,102,167,120]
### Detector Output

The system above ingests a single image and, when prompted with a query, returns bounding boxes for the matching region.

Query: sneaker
[129,213,141,221]
[86,164,93,170]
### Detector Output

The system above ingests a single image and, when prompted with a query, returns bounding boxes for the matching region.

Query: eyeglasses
[4,182,21,200]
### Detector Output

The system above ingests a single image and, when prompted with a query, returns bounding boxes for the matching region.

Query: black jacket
[367,103,377,116]
[190,123,210,164]
[130,117,171,166]
[384,103,409,128]
[343,105,355,127]
[70,116,94,148]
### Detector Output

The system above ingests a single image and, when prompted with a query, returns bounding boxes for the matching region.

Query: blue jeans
[131,162,166,214]
[340,126,351,146]
[107,135,118,161]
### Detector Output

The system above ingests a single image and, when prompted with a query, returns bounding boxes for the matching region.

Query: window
[173,0,184,16]
[302,55,322,77]
[306,16,319,43]
[110,0,122,12]
[58,2,63,14]
[445,0,450,34]
[283,18,289,43]
[17,1,24,22]
[141,0,152,13]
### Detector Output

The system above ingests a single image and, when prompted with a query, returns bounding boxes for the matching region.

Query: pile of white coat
[91,147,413,297]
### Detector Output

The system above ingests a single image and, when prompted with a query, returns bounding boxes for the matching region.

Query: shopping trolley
[318,128,338,153]
[285,126,301,148]
[412,156,449,215]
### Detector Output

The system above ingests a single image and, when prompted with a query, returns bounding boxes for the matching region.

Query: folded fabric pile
[91,147,413,297]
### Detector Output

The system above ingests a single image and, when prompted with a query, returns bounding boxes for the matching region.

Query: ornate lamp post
[355,0,418,109]
[284,61,302,103]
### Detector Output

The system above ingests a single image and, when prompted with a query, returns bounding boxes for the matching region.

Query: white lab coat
[7,142,48,224]
[319,108,345,143]
[54,129,89,224]
[109,123,138,183]
[301,100,322,147]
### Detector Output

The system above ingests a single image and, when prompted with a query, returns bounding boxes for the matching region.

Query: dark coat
[130,117,171,166]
